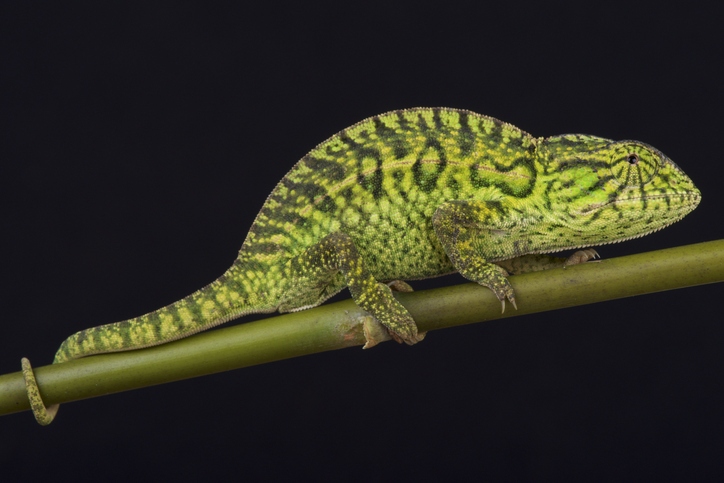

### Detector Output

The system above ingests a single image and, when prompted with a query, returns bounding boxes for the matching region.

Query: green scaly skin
[22,108,701,424]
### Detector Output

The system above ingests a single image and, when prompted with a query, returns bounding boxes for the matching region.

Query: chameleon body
[22,107,701,424]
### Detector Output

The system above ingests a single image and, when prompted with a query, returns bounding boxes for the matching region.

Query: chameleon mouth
[616,191,702,204]
[552,191,701,253]
[575,191,701,215]
[530,216,693,256]
[557,218,690,251]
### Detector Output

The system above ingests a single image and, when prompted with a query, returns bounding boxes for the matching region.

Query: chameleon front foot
[502,294,517,312]
[21,357,59,426]
[477,265,517,313]
[494,289,517,313]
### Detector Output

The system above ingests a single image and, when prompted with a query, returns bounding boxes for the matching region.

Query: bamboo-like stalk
[1,240,722,419]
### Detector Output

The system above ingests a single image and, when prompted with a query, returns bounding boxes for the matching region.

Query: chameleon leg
[21,357,58,426]
[282,232,423,345]
[432,200,521,311]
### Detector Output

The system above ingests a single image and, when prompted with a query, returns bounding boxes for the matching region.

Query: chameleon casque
[22,107,701,424]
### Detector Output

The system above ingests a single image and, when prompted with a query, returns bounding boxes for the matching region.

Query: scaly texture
[22,108,701,424]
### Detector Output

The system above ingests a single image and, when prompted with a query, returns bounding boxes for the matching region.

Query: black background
[2,2,723,481]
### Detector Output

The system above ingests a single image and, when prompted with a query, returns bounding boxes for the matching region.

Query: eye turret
[610,142,658,186]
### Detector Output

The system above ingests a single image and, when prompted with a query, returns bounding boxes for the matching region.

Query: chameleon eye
[610,143,658,186]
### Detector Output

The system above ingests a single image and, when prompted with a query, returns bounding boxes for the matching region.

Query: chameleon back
[241,108,540,284]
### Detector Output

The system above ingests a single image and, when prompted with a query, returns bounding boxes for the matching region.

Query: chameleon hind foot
[369,282,424,345]
[362,316,427,349]
[21,357,59,426]
[386,280,414,293]
[382,280,426,343]
[564,249,600,267]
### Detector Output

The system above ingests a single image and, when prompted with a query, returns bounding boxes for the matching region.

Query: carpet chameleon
[21,107,701,425]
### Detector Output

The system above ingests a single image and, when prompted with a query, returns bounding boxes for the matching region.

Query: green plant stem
[1,239,723,418]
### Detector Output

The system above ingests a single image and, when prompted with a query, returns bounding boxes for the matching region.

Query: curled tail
[22,262,277,425]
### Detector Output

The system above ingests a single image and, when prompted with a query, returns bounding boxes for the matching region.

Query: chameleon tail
[21,264,274,425]
[21,358,59,425]
[57,268,272,363]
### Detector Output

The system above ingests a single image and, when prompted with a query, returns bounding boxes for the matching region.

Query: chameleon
[21,107,701,425]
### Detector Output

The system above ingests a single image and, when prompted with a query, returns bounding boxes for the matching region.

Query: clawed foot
[361,315,426,349]
[480,265,517,313]
[500,294,517,313]
[386,281,425,344]
[386,280,414,293]
[360,281,425,348]
[564,249,600,267]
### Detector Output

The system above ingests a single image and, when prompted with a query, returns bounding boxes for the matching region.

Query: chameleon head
[540,135,701,247]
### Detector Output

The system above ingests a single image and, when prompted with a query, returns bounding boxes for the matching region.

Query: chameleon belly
[22,107,701,425]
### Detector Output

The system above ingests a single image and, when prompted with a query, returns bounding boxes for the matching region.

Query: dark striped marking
[393,141,410,159]
[338,131,361,150]
[281,177,327,203]
[340,187,355,202]
[457,112,475,157]
[469,155,536,198]
[243,241,285,255]
[416,113,432,132]
[316,195,337,213]
[391,170,409,201]
[355,147,385,198]
[303,155,346,181]
[153,320,164,340]
[432,109,444,131]
[412,139,448,192]
[247,219,288,237]
[395,111,413,134]
[372,116,398,140]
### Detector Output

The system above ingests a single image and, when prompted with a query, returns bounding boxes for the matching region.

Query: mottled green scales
[22,108,701,424]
